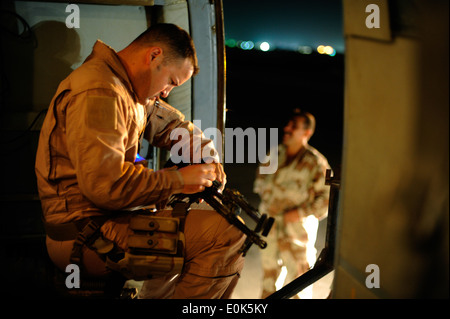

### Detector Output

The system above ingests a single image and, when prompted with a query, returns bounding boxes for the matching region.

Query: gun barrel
[223,188,261,222]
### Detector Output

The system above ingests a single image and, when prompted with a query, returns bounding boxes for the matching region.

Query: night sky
[222,0,344,53]
[220,0,345,199]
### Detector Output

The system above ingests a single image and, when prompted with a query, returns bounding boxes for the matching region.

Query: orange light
[317,45,325,54]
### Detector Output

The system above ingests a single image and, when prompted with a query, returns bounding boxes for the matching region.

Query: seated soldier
[35,23,245,299]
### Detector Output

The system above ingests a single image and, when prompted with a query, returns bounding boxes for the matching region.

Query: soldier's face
[282,117,308,146]
[146,57,193,101]
[136,47,193,104]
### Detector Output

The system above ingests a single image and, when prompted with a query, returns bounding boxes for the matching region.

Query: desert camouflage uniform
[254,144,330,298]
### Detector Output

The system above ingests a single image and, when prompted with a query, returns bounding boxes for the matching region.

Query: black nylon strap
[69,217,109,265]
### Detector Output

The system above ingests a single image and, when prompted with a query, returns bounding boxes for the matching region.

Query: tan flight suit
[35,40,244,298]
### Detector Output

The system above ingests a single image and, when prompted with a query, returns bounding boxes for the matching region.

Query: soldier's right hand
[178,163,217,194]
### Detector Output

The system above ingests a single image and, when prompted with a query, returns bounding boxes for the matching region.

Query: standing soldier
[254,109,331,298]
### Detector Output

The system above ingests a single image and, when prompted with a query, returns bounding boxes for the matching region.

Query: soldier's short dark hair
[133,23,199,75]
[291,108,316,134]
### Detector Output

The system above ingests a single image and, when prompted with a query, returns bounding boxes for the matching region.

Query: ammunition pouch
[44,206,188,281]
[106,211,186,281]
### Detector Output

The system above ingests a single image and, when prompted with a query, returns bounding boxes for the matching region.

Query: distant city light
[317,44,336,56]
[324,46,334,55]
[317,45,325,54]
[225,39,237,48]
[298,45,313,54]
[327,46,336,56]
[239,41,254,50]
[226,39,339,55]
[259,42,270,51]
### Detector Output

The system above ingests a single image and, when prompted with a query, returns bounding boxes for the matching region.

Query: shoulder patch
[86,95,117,130]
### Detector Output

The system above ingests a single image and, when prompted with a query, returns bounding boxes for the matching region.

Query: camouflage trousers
[260,215,314,298]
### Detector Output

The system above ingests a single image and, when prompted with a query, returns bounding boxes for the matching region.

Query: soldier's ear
[305,129,313,140]
[146,46,163,66]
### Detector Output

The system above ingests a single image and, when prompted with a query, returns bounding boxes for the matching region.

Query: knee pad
[107,212,185,281]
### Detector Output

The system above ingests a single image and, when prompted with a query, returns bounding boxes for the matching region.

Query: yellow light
[324,46,333,55]
[317,45,325,54]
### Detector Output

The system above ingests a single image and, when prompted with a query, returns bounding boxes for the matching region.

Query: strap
[171,202,190,232]
[70,217,109,265]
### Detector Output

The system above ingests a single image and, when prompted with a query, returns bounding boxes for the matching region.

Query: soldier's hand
[178,163,216,194]
[212,163,226,191]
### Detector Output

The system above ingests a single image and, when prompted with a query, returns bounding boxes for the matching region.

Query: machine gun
[167,179,274,256]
